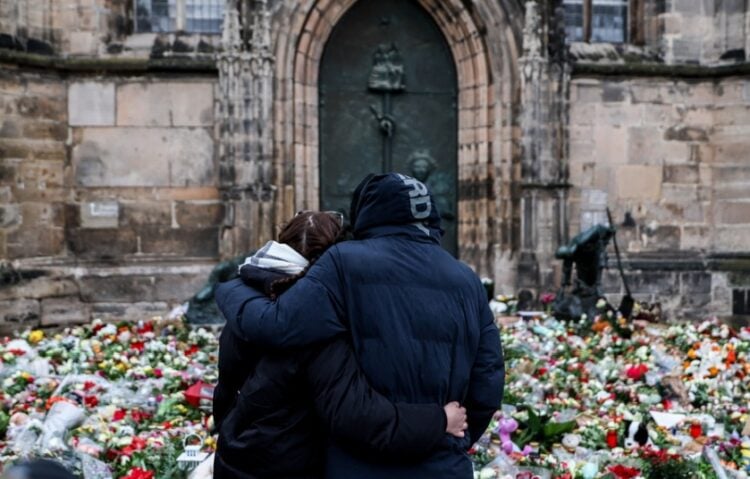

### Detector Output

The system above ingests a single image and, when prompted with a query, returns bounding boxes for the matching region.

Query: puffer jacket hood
[350,173,443,243]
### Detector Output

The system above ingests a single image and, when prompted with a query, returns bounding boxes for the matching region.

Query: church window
[134,0,224,34]
[563,0,631,44]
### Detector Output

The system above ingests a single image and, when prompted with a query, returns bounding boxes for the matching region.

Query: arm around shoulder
[215,252,347,347]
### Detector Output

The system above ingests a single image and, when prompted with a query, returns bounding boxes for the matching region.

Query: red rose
[122,467,154,479]
[131,410,151,423]
[608,464,641,479]
[113,409,127,421]
[84,396,99,408]
[131,437,147,450]
[130,341,145,352]
[137,323,154,334]
[625,364,648,381]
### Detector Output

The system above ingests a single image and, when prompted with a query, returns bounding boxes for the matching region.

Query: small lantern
[177,434,209,471]
[184,382,214,410]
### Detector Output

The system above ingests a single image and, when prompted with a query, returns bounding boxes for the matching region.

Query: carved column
[217,0,276,258]
[517,0,571,293]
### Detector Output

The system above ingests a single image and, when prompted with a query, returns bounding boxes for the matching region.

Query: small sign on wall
[80,201,119,228]
[580,188,609,231]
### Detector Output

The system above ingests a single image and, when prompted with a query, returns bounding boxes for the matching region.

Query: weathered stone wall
[662,0,750,64]
[0,70,67,262]
[0,69,222,333]
[568,75,750,318]
[2,0,750,328]
[0,0,221,58]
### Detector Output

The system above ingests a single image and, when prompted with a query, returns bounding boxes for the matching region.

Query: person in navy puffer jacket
[215,173,505,479]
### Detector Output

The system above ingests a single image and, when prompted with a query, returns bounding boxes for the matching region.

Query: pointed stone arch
[269,0,523,276]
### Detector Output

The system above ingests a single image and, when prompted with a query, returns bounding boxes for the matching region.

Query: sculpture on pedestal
[552,223,615,321]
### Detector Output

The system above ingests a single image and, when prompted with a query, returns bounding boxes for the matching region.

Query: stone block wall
[568,75,750,318]
[0,71,222,333]
[0,0,221,58]
[0,70,67,260]
[3,0,750,328]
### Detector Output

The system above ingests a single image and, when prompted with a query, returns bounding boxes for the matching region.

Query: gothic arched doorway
[318,0,458,255]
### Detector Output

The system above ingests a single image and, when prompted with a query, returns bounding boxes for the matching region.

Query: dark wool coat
[214,266,446,479]
[216,173,505,479]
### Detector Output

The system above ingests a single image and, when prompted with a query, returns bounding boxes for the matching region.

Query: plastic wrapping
[515,467,552,479]
[80,453,113,479]
[74,437,105,457]
[7,417,43,457]
[50,374,110,399]
[478,451,519,478]
[100,378,160,409]
[703,445,730,479]
[41,401,86,452]
[652,347,680,373]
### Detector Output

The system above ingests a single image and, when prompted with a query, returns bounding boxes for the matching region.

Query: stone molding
[0,48,218,73]
[573,61,750,78]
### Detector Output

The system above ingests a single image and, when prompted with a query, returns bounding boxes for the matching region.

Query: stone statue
[185,254,250,324]
[408,150,455,221]
[368,43,405,92]
[552,224,615,321]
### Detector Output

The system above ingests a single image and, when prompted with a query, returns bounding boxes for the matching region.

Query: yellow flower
[205,436,217,449]
[28,330,44,344]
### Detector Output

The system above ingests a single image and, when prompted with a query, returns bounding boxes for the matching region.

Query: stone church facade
[0,0,749,330]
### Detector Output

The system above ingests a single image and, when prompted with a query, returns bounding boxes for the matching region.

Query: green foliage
[691,383,711,408]
[514,408,576,449]
[0,409,9,437]
[503,346,529,362]
[112,437,188,479]
[502,389,522,406]
[645,459,698,479]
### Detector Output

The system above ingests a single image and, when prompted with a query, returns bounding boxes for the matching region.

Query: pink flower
[540,293,556,305]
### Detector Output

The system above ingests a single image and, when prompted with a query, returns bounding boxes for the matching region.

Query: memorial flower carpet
[0,302,748,479]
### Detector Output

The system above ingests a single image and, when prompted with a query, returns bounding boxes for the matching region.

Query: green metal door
[319,0,458,255]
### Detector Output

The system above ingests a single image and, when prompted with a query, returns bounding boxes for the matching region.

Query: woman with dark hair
[214,211,466,479]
